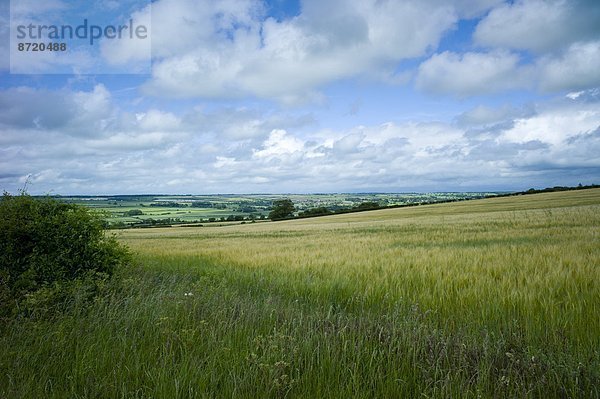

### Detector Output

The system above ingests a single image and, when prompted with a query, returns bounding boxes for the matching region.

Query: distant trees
[124,209,143,216]
[353,202,380,211]
[268,199,295,220]
[149,202,186,208]
[190,201,212,208]
[500,184,600,198]
[298,207,331,217]
[268,200,382,221]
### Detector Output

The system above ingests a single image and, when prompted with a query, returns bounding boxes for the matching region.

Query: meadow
[1,189,598,398]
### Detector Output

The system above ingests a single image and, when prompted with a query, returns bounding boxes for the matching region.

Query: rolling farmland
[59,192,498,228]
[1,189,598,398]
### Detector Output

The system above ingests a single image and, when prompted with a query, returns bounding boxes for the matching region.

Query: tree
[124,209,143,216]
[268,199,295,220]
[0,192,130,316]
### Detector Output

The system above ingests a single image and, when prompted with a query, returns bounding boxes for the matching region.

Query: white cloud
[0,84,115,135]
[333,132,366,154]
[474,0,600,52]
[144,0,458,102]
[500,99,600,146]
[2,1,600,194]
[142,0,596,100]
[457,104,529,127]
[70,85,115,131]
[0,87,72,130]
[2,90,599,194]
[136,110,181,131]
[538,41,600,92]
[182,106,315,140]
[87,131,173,151]
[416,40,600,96]
[150,0,263,58]
[252,129,304,159]
[415,50,530,96]
[403,0,599,97]
[100,4,152,68]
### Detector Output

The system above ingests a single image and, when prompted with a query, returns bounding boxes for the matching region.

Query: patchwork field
[2,189,599,397]
[60,192,496,228]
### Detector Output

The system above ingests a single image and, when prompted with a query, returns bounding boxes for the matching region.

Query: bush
[0,192,130,316]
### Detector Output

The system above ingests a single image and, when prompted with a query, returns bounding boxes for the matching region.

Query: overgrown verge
[1,258,597,398]
[0,192,130,318]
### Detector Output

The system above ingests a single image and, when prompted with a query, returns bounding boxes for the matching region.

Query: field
[60,192,497,228]
[1,189,599,397]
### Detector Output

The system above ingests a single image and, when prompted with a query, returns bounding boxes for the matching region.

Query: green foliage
[0,192,129,316]
[269,199,295,220]
[353,201,380,210]
[298,206,332,217]
[124,209,143,216]
[190,201,213,208]
[149,201,187,208]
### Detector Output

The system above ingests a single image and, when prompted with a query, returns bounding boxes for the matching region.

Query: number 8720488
[17,42,67,52]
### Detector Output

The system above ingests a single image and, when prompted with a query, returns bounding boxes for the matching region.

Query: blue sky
[1,0,599,194]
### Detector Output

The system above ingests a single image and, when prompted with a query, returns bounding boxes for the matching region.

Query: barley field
[1,189,599,398]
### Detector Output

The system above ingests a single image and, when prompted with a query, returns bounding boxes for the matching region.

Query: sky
[0,0,599,195]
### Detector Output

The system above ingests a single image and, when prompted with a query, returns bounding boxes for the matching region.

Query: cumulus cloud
[136,110,182,132]
[333,132,366,154]
[253,129,305,160]
[500,98,600,146]
[415,50,530,96]
[414,0,600,97]
[416,41,600,96]
[456,104,534,127]
[0,85,114,135]
[474,0,600,52]
[143,0,459,102]
[100,3,152,69]
[0,87,74,130]
[537,41,600,92]
[183,106,315,140]
[2,89,599,193]
[240,92,598,191]
[2,1,599,194]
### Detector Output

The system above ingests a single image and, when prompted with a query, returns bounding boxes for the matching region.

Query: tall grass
[1,189,598,397]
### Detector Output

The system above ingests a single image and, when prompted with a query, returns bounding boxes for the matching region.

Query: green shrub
[0,192,130,316]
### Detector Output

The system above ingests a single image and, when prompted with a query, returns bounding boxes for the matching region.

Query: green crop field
[1,189,599,398]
